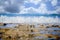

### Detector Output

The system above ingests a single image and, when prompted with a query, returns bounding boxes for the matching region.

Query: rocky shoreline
[0,23,60,40]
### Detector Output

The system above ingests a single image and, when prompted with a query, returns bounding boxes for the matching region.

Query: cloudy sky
[0,0,60,24]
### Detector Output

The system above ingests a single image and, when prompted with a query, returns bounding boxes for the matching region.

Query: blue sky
[0,0,60,23]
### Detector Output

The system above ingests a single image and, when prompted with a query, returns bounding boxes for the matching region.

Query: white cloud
[55,6,60,13]
[20,3,58,14]
[0,0,59,14]
[20,3,47,14]
[0,15,60,24]
[51,0,57,6]
[35,3,48,14]
[24,0,42,5]
[0,6,5,13]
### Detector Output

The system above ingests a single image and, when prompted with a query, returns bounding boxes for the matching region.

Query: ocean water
[0,13,60,18]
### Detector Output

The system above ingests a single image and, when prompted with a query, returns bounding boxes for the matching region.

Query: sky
[0,0,60,24]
